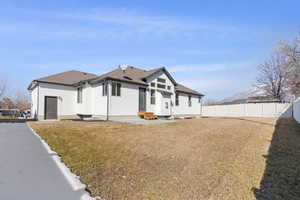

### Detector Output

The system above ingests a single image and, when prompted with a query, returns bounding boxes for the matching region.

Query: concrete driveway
[0,123,86,200]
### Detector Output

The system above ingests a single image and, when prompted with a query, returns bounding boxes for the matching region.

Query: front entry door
[161,93,171,116]
[139,87,146,112]
[44,96,58,120]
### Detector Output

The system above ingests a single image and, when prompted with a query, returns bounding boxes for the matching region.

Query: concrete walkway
[0,123,85,200]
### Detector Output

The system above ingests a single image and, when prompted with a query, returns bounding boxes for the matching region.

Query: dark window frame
[117,83,121,96]
[111,82,121,97]
[167,85,171,90]
[102,82,108,96]
[151,82,156,87]
[77,87,83,103]
[157,84,166,89]
[111,82,116,96]
[157,78,166,83]
[150,89,156,105]
[188,95,192,107]
[175,93,179,106]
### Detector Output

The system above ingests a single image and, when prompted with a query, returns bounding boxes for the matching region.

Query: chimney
[118,64,128,72]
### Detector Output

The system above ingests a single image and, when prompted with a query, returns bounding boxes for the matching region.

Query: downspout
[200,97,203,116]
[106,81,109,121]
[37,83,40,120]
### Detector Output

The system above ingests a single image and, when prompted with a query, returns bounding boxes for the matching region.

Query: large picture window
[77,87,82,103]
[151,89,156,105]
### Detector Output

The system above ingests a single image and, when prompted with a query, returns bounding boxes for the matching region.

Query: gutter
[176,90,204,97]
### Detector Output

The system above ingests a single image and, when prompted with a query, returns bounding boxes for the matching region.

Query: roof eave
[176,90,204,96]
[143,67,177,85]
[90,77,148,86]
[35,80,75,87]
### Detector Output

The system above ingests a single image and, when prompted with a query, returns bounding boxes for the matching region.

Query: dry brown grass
[28,117,298,200]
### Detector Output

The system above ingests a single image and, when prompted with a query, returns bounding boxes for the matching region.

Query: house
[28,65,204,120]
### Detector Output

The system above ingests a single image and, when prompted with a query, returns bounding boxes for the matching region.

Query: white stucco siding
[146,71,175,90]
[109,82,140,115]
[294,98,300,123]
[38,83,77,117]
[146,88,161,114]
[30,86,38,118]
[173,93,201,115]
[146,71,176,115]
[76,83,94,115]
[92,82,108,116]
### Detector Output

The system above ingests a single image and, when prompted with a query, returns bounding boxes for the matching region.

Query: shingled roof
[29,66,203,96]
[89,66,150,85]
[175,84,203,96]
[35,70,97,85]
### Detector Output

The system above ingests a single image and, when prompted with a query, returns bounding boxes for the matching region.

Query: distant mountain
[221,85,267,104]
[220,84,294,104]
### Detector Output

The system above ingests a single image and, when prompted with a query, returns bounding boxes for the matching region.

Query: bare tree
[278,36,300,97]
[256,52,287,100]
[0,79,6,99]
[0,97,15,109]
[14,91,31,111]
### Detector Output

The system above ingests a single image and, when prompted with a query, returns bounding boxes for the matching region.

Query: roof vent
[123,76,132,80]
[119,64,128,71]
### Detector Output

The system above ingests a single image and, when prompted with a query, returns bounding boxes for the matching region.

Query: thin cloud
[34,8,241,39]
[0,8,249,41]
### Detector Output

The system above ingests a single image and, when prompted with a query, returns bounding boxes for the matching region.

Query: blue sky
[1,0,299,100]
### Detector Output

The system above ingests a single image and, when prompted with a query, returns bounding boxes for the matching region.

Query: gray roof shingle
[30,66,203,96]
[175,84,203,96]
[36,70,97,85]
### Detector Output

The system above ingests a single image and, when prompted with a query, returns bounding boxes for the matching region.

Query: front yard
[29,117,300,200]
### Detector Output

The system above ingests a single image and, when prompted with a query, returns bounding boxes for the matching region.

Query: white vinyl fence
[293,98,300,123]
[202,103,292,118]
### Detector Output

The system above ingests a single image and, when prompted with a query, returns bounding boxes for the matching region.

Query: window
[175,93,179,106]
[198,97,201,103]
[150,89,155,105]
[112,82,116,96]
[157,84,166,89]
[102,82,108,96]
[188,95,192,107]
[112,82,121,96]
[117,83,121,96]
[167,86,171,90]
[157,78,166,83]
[151,82,156,87]
[77,87,82,103]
